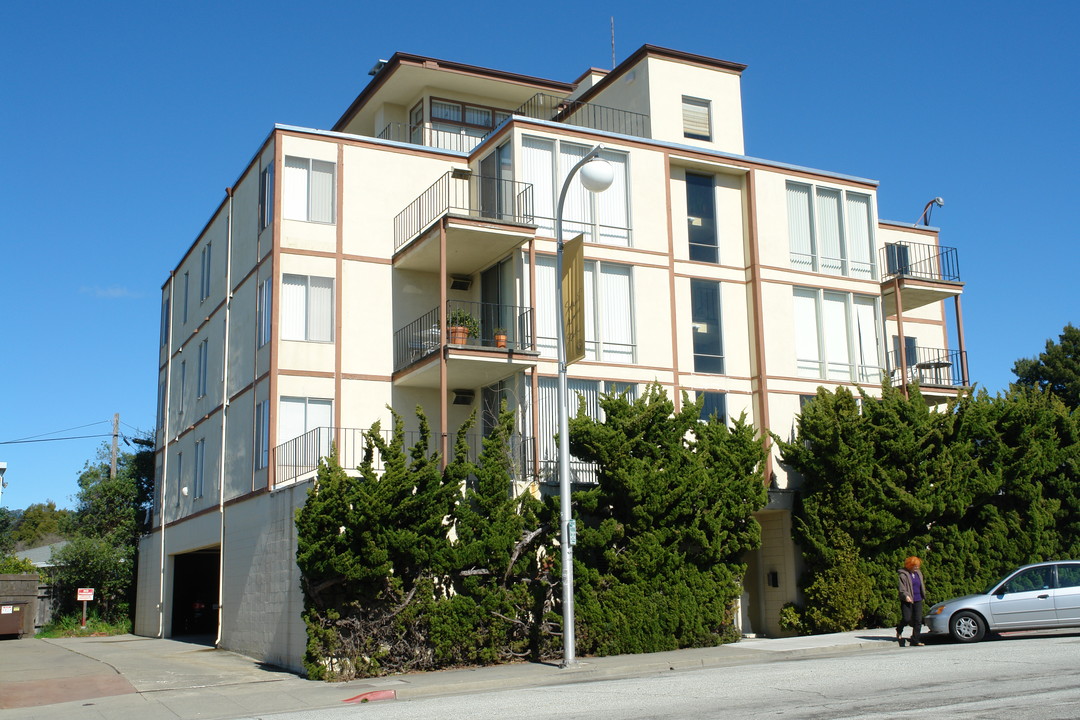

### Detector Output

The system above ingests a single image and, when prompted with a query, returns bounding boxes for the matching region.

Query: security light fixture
[917,197,945,226]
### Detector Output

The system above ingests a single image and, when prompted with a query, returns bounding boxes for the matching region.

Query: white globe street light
[555,145,613,667]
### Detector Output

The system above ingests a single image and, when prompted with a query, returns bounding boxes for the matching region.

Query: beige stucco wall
[642,57,744,154]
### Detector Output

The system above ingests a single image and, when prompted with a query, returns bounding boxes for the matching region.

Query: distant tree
[48,439,154,623]
[12,501,71,549]
[0,507,21,554]
[0,554,36,574]
[1013,323,1080,408]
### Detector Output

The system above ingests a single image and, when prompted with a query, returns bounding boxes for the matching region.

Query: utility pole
[110,413,119,479]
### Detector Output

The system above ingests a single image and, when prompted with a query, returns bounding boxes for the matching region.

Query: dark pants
[898,600,923,643]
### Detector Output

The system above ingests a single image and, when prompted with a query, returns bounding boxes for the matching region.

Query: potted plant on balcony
[448,307,480,345]
[494,327,508,348]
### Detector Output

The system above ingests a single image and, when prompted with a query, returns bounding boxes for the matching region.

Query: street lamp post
[555,145,614,667]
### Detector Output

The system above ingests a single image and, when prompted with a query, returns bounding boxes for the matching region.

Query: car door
[988,566,1057,629]
[1053,563,1080,625]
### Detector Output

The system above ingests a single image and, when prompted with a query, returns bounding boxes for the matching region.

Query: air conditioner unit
[452,389,475,406]
[449,275,472,291]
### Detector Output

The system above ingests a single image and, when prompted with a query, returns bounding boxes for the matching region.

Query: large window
[787,182,874,278]
[178,360,186,412]
[281,274,334,342]
[257,279,272,348]
[691,279,724,374]
[794,288,881,382]
[521,136,630,245]
[193,438,206,499]
[698,391,727,424]
[254,400,269,470]
[181,272,189,324]
[279,397,333,462]
[196,339,209,398]
[535,256,634,363]
[686,173,718,262]
[199,243,212,301]
[159,293,170,347]
[259,164,274,231]
[283,156,335,223]
[682,96,712,140]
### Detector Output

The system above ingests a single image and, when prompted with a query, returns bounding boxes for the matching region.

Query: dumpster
[0,602,28,637]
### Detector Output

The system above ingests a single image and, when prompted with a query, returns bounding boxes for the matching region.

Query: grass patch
[37,611,132,638]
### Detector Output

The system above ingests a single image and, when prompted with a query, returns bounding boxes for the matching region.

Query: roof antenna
[611,16,616,69]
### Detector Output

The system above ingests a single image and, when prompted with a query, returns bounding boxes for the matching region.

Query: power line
[3,420,113,444]
[0,434,113,445]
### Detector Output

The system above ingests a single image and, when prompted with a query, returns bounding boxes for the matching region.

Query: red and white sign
[77,588,95,601]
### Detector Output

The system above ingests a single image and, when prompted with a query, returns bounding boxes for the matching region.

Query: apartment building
[135,44,968,669]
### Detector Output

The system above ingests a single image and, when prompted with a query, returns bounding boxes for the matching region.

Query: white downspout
[157,272,175,638]
[215,188,235,647]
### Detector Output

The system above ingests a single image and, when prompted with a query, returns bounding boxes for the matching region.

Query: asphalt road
[256,632,1080,720]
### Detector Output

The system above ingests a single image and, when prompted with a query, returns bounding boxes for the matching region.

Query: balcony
[393,171,536,275]
[377,122,485,154]
[273,426,536,488]
[885,346,969,399]
[510,93,650,138]
[879,241,963,315]
[393,300,538,387]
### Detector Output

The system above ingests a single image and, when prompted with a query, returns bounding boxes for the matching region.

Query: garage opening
[171,547,220,638]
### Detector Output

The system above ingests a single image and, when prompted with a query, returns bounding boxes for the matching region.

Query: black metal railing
[880,241,961,283]
[885,347,968,388]
[273,427,535,487]
[393,300,534,372]
[510,93,650,137]
[376,122,486,153]
[393,172,534,251]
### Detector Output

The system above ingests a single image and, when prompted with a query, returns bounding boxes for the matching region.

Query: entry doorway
[171,547,220,637]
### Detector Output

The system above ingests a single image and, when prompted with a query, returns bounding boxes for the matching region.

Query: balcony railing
[394,172,534,251]
[273,426,535,488]
[885,347,968,388]
[377,122,485,154]
[393,300,534,372]
[510,93,650,137]
[880,241,961,283]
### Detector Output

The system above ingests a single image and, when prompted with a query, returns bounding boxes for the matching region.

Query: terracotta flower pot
[450,326,469,344]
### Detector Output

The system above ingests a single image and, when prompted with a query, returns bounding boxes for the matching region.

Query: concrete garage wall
[219,484,309,672]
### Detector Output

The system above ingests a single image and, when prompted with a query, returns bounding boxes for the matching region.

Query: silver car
[925,560,1080,642]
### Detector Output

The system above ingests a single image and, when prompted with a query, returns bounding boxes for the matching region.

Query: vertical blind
[845,193,873,278]
[682,96,712,139]
[815,189,843,275]
[794,289,821,377]
[786,183,814,271]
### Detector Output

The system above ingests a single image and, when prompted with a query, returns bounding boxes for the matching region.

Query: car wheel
[950,611,986,643]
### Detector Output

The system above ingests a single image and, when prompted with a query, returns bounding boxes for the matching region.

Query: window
[682,96,712,140]
[1001,567,1054,594]
[279,397,333,463]
[175,452,182,505]
[691,279,724,374]
[196,339,209,398]
[199,243,212,301]
[698,391,727,424]
[259,164,274,231]
[254,400,269,470]
[794,288,881,383]
[182,272,189,324]
[178,360,186,412]
[283,156,335,223]
[686,173,717,262]
[536,256,634,362]
[257,279,272,348]
[787,182,875,278]
[157,379,166,434]
[1058,564,1080,589]
[194,438,206,499]
[281,274,334,342]
[521,136,630,245]
[159,293,170,348]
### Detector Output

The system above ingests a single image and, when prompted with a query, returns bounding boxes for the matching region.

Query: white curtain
[309,160,335,223]
[846,193,873,278]
[559,142,591,240]
[815,188,843,275]
[853,296,880,382]
[308,276,334,342]
[522,137,555,236]
[822,291,850,379]
[583,262,598,360]
[278,397,306,444]
[535,255,558,357]
[786,183,814,271]
[793,289,821,377]
[280,274,306,341]
[596,150,630,246]
[283,157,309,221]
[599,263,633,362]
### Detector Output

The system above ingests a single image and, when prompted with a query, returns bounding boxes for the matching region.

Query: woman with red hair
[897,556,927,647]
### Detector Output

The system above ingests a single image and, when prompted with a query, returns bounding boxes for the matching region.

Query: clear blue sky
[1,1,1076,511]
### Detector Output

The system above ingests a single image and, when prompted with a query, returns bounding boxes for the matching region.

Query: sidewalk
[0,630,900,720]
